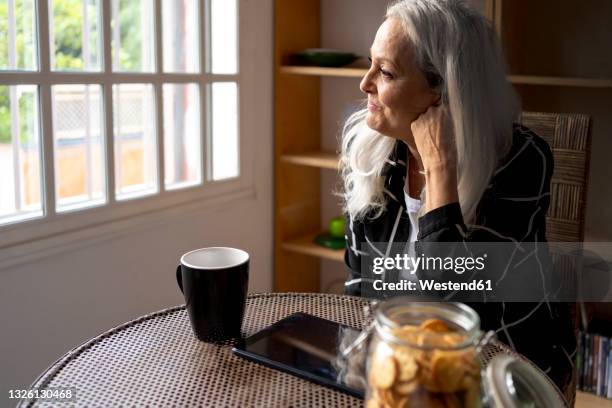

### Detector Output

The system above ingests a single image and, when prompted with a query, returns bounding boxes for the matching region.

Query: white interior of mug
[181,247,249,270]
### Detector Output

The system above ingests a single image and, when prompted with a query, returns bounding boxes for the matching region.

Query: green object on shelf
[329,216,346,238]
[314,233,346,250]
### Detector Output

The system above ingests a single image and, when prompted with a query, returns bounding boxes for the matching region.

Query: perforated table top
[21,293,529,407]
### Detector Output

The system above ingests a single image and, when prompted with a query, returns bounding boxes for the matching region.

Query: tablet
[232,312,365,399]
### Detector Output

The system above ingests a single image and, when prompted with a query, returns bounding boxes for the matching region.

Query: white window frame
[0,0,257,260]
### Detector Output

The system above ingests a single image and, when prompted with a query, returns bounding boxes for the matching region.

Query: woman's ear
[432,92,442,107]
[427,90,442,108]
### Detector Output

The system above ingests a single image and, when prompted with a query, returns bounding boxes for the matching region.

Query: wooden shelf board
[282,232,345,263]
[280,66,612,88]
[576,391,612,408]
[280,65,367,78]
[508,75,612,88]
[281,151,339,170]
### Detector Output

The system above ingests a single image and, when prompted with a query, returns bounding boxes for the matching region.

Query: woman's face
[360,18,438,141]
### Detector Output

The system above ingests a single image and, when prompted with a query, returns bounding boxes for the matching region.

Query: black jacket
[344,124,576,398]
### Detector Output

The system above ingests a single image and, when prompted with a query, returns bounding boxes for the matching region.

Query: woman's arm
[410,104,460,212]
[344,213,367,296]
[415,125,556,299]
[424,165,459,213]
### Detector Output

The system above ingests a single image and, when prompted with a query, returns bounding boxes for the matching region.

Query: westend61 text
[373,279,493,292]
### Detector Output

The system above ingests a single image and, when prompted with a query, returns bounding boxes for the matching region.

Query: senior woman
[341,0,577,403]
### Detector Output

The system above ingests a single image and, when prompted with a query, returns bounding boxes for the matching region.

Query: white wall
[0,1,273,405]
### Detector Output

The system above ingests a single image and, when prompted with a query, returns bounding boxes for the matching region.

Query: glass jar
[365,299,483,408]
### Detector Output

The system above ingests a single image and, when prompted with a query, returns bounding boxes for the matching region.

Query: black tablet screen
[232,312,364,398]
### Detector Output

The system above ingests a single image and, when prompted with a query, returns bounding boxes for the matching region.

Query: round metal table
[20,293,532,407]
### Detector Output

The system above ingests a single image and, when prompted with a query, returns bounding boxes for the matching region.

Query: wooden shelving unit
[274,0,323,292]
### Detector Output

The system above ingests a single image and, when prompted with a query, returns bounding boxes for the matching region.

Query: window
[0,0,242,230]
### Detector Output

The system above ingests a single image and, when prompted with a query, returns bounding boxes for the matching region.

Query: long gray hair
[340,0,519,223]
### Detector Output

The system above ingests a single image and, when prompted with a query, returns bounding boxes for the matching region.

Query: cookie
[370,355,398,390]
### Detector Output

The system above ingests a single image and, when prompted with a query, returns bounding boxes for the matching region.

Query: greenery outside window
[0,0,241,227]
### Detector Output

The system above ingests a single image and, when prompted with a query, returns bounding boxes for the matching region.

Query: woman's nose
[360,69,376,95]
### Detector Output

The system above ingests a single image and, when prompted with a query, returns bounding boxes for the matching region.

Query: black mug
[176,247,249,342]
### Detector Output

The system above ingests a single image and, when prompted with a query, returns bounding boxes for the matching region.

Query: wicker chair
[519,111,592,407]
[519,112,592,242]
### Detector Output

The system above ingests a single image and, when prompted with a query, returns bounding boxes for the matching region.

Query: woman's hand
[410,103,457,172]
[410,104,459,212]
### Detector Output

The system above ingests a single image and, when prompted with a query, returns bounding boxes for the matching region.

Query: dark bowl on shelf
[314,233,346,250]
[293,48,361,68]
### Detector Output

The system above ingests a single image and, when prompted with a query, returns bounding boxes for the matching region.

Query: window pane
[0,0,37,71]
[50,0,102,71]
[211,82,238,180]
[52,85,106,212]
[0,85,42,225]
[163,83,201,189]
[111,0,154,72]
[113,84,157,200]
[162,0,198,73]
[210,0,237,74]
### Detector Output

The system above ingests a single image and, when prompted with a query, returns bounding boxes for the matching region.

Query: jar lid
[484,355,567,408]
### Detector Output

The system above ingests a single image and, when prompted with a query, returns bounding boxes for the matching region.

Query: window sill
[0,180,256,271]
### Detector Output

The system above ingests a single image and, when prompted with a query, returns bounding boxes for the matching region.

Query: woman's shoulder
[513,123,553,159]
[489,124,554,196]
